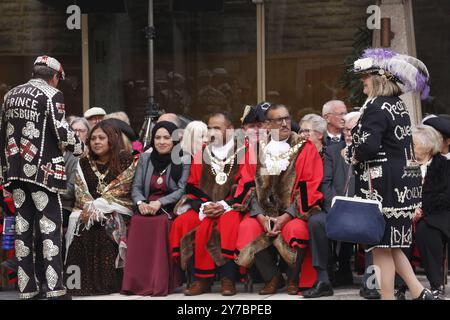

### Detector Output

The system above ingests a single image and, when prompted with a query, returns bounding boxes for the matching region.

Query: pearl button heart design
[23,164,37,177]
[31,191,49,212]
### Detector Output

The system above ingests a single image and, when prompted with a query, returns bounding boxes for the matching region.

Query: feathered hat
[240,101,270,125]
[353,48,430,99]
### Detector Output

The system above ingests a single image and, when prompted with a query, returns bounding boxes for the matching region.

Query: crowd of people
[0,50,448,300]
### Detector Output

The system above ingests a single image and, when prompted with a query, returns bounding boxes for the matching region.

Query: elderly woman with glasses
[299,114,328,159]
[70,117,90,144]
[412,125,449,300]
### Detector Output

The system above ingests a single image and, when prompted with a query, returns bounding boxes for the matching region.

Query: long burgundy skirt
[121,214,181,296]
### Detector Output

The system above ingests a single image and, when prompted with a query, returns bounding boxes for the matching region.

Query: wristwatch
[137,200,145,206]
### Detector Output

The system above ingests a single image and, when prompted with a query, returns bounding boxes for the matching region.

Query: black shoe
[431,287,446,300]
[413,288,437,300]
[359,286,381,300]
[1,257,18,273]
[301,281,334,298]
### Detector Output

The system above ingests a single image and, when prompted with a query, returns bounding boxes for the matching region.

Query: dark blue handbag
[325,164,386,245]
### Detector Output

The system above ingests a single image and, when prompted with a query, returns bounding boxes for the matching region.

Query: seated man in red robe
[169,111,255,296]
[235,104,324,295]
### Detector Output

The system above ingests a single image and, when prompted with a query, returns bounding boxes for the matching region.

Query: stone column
[373,0,422,125]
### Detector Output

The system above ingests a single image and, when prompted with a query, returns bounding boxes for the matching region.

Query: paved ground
[0,274,447,300]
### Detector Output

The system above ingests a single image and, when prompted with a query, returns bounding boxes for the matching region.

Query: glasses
[73,128,88,133]
[266,116,291,125]
[299,128,311,134]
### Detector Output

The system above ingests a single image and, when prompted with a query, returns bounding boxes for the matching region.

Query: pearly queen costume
[0,57,85,299]
[235,132,324,288]
[346,48,430,251]
[169,137,256,280]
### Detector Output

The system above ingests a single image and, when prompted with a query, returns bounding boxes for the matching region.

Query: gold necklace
[90,159,110,194]
[205,145,245,185]
[156,166,170,185]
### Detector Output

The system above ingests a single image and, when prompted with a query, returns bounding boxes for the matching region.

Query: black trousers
[188,258,239,283]
[254,246,304,282]
[254,247,279,282]
[11,181,66,299]
[415,219,447,289]
[308,212,329,270]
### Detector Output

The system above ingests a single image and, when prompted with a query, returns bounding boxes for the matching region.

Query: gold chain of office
[260,140,305,164]
[205,145,246,185]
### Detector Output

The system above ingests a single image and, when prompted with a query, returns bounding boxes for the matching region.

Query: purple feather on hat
[362,48,397,60]
[415,69,430,99]
[358,48,430,98]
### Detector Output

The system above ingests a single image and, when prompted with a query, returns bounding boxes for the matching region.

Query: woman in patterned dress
[347,48,435,300]
[64,121,137,296]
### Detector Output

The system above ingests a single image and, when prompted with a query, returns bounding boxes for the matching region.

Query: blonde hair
[181,121,208,156]
[369,75,402,98]
[121,133,133,153]
[104,111,131,125]
[412,125,443,156]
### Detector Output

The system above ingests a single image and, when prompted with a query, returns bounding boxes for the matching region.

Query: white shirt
[327,131,341,142]
[211,138,234,172]
[420,158,433,183]
[443,152,450,160]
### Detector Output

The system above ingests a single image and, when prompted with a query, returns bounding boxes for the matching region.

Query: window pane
[153,0,257,125]
[413,0,450,116]
[0,0,82,116]
[88,0,257,131]
[265,0,373,121]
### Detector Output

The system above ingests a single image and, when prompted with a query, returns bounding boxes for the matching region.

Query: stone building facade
[0,0,448,132]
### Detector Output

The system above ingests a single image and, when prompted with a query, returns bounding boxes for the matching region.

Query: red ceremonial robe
[235,136,324,288]
[169,142,256,278]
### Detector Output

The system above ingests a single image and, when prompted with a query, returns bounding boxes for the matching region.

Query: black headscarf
[150,121,181,179]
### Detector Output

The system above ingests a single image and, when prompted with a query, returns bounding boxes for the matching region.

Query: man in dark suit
[304,111,380,299]
[322,100,347,146]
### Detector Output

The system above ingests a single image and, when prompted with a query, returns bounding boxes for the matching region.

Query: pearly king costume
[346,48,430,251]
[169,136,256,281]
[0,56,85,299]
[235,132,324,288]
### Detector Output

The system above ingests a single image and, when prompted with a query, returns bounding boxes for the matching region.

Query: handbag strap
[367,163,374,199]
[343,164,354,197]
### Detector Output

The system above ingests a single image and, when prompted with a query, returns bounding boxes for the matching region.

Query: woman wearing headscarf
[121,121,190,296]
